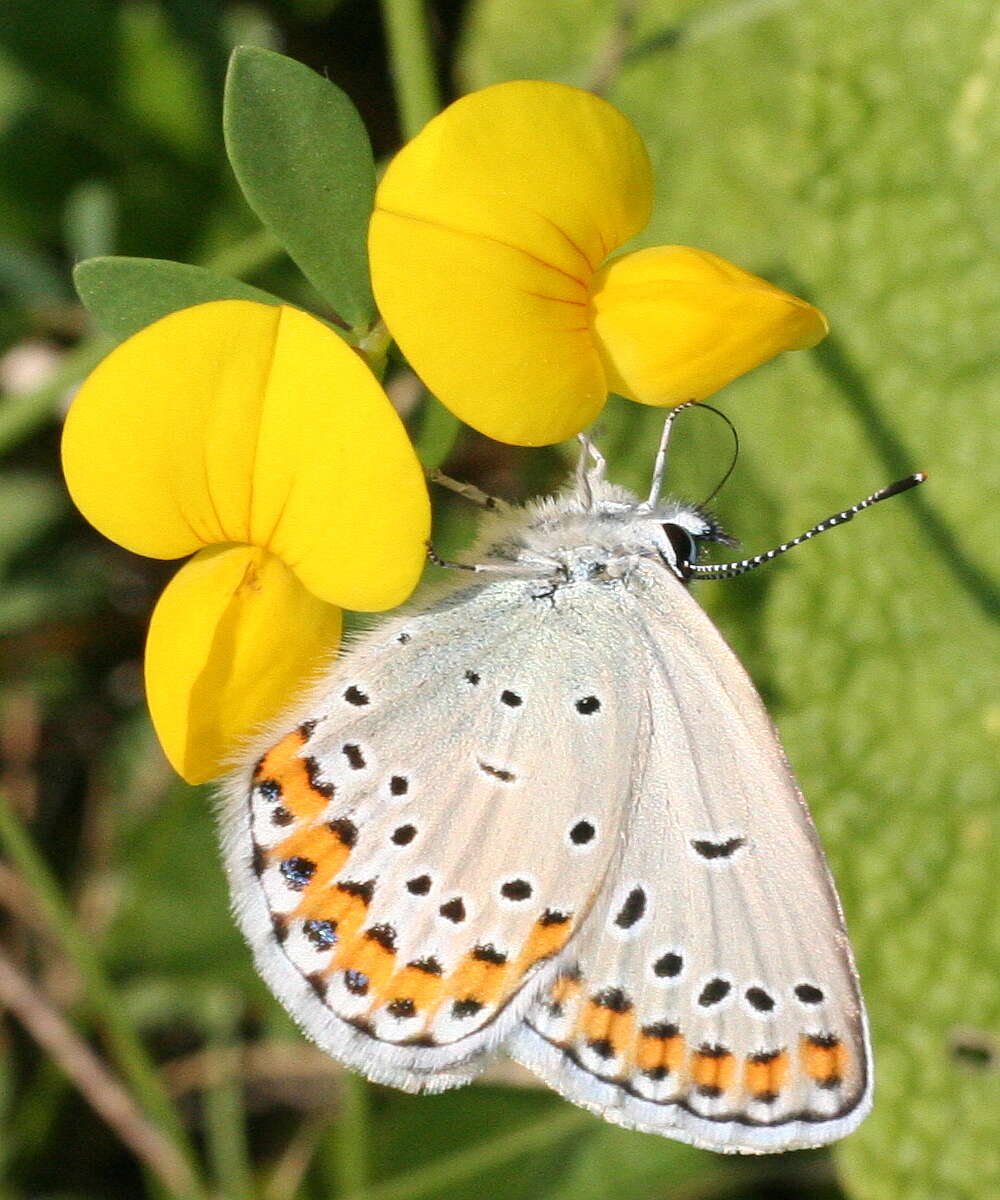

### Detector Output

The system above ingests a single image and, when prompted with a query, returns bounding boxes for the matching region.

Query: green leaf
[223,46,377,329]
[73,255,287,341]
[542,1123,738,1200]
[463,4,1000,1199]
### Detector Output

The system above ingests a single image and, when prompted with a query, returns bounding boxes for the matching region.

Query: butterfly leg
[575,435,607,510]
[429,470,509,512]
[426,542,559,578]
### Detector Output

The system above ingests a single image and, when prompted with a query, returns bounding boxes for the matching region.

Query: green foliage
[75,256,286,342]
[463,2,1000,1198]
[223,46,378,329]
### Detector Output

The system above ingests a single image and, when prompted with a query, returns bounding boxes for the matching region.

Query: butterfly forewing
[220,577,643,1089]
[510,562,871,1152]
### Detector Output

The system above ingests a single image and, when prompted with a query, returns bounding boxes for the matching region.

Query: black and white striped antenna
[689,473,927,580]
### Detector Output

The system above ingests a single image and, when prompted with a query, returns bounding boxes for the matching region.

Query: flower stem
[0,791,207,1197]
[381,0,442,139]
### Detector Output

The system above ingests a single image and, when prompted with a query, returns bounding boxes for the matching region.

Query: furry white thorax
[466,480,721,586]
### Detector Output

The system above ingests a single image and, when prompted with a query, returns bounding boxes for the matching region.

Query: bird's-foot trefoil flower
[62,300,430,782]
[369,80,828,446]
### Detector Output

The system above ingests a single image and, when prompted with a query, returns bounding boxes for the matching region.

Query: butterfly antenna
[689,473,928,580]
[642,401,739,510]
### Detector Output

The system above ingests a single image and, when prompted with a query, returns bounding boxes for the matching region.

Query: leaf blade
[223,46,377,328]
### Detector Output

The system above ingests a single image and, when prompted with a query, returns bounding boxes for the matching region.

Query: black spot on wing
[342,744,366,770]
[280,856,316,890]
[698,978,731,1007]
[439,897,466,923]
[746,987,775,1012]
[691,836,745,860]
[653,952,683,978]
[479,761,516,782]
[614,887,646,929]
[592,987,632,1013]
[569,820,595,845]
[304,757,335,798]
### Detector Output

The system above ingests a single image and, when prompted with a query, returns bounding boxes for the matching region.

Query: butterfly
[219,404,924,1153]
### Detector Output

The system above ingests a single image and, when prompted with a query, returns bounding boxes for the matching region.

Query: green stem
[380,0,442,139]
[0,792,207,1198]
[202,993,256,1200]
[343,1107,590,1200]
[323,1072,370,1197]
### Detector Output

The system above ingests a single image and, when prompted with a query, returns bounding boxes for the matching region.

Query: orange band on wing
[514,911,574,975]
[691,1046,736,1094]
[444,950,511,1008]
[634,1025,686,1074]
[744,1049,790,1099]
[801,1035,848,1085]
[255,727,332,822]
[384,962,447,1014]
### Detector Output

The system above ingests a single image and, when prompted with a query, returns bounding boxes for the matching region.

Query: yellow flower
[62,301,429,783]
[369,80,827,446]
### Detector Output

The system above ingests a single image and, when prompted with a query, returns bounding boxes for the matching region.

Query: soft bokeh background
[0,2,996,1198]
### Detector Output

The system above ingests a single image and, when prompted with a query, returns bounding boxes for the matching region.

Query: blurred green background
[0,1,997,1198]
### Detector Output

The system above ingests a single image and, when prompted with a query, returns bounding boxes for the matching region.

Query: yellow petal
[588,246,829,407]
[62,300,429,610]
[370,210,605,445]
[370,80,653,446]
[145,545,342,784]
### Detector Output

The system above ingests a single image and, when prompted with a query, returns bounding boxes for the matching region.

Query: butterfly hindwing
[509,563,872,1152]
[220,577,644,1090]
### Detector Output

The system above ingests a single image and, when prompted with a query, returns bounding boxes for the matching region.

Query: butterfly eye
[661,523,698,575]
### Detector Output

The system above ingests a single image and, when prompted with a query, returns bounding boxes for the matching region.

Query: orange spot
[514,914,574,975]
[691,1048,736,1093]
[333,934,396,997]
[801,1036,848,1084]
[577,1001,636,1058]
[296,882,369,937]
[443,952,510,1008]
[744,1050,790,1098]
[271,823,352,899]
[634,1027,686,1073]
[254,728,306,780]
[384,964,446,1014]
[255,728,330,822]
[273,823,348,866]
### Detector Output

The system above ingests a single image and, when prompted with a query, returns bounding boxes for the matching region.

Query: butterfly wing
[509,562,872,1152]
[219,576,646,1091]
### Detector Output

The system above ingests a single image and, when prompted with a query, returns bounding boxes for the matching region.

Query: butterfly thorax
[469,481,731,588]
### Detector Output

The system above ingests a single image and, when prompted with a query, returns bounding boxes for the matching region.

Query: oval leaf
[74,256,286,342]
[223,47,376,329]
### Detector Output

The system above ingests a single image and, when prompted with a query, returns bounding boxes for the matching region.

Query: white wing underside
[219,562,870,1151]
[510,566,872,1151]
[219,577,642,1088]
